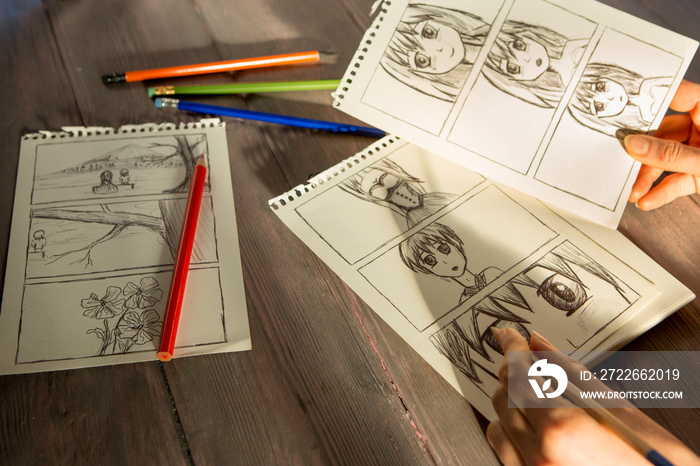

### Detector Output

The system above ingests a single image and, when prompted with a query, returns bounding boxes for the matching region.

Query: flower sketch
[82,276,164,356]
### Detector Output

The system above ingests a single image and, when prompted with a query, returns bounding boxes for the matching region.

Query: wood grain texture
[0,0,698,464]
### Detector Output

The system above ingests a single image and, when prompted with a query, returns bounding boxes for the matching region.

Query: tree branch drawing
[29,135,212,268]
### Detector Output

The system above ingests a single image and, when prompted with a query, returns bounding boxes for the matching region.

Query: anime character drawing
[482,22,589,108]
[430,242,633,392]
[398,222,501,303]
[339,158,457,228]
[568,63,673,137]
[381,3,491,102]
[381,4,591,106]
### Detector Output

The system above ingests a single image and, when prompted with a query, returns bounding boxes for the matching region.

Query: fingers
[669,80,700,117]
[624,134,700,175]
[635,172,700,211]
[654,113,693,142]
[488,386,532,465]
[486,421,526,466]
[629,164,665,203]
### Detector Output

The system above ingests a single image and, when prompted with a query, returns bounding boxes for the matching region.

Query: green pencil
[148,79,342,97]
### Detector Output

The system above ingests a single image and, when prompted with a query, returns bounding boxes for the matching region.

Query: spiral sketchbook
[269,137,694,419]
[333,0,698,228]
[0,121,251,375]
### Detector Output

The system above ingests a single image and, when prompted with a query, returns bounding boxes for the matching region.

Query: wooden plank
[186,0,501,462]
[0,1,209,464]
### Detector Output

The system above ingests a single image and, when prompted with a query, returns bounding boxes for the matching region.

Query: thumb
[624,134,700,176]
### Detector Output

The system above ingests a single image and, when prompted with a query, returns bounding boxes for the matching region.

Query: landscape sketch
[271,138,662,418]
[0,123,251,375]
[334,0,698,227]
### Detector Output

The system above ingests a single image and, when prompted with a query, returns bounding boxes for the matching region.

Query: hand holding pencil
[487,328,700,466]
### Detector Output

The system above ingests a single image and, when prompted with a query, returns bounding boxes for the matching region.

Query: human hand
[485,328,700,466]
[624,79,700,210]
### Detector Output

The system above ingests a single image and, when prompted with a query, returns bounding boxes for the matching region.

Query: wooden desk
[0,0,698,463]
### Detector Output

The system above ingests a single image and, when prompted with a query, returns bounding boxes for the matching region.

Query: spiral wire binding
[332,1,392,107]
[268,135,399,210]
[22,119,224,140]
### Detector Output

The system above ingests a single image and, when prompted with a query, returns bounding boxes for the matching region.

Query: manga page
[270,137,692,418]
[0,121,251,375]
[334,0,698,227]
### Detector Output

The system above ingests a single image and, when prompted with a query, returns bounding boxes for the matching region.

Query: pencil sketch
[482,22,590,108]
[398,222,501,302]
[568,65,672,137]
[339,158,458,227]
[32,134,208,204]
[358,185,557,331]
[430,241,639,394]
[295,145,481,265]
[27,198,217,279]
[82,276,163,356]
[381,3,493,102]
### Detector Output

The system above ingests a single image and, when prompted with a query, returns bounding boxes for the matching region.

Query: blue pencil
[155,98,386,138]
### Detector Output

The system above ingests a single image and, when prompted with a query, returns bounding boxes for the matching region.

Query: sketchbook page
[0,121,251,375]
[267,137,692,419]
[542,204,695,363]
[333,0,698,228]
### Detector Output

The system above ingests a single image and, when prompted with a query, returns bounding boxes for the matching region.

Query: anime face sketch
[398,222,501,303]
[482,22,589,108]
[569,63,672,136]
[381,3,592,107]
[339,158,457,227]
[381,3,491,102]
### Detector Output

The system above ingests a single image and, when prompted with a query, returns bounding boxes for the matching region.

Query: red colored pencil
[102,50,336,84]
[157,155,208,361]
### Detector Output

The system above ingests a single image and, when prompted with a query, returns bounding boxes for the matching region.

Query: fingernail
[624,135,650,155]
[490,326,501,342]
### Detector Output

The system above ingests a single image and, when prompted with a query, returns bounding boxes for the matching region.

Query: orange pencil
[157,155,207,361]
[102,50,336,84]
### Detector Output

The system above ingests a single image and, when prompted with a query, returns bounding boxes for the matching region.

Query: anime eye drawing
[537,273,588,315]
[498,36,550,81]
[418,241,466,278]
[406,20,467,74]
[399,222,502,303]
[380,3,491,102]
[588,79,629,117]
[482,21,590,108]
[569,63,673,137]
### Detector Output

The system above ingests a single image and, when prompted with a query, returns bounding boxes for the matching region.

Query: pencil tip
[196,155,206,167]
[102,73,126,84]
[318,51,338,64]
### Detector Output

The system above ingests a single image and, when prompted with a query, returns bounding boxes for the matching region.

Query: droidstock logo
[528,359,568,399]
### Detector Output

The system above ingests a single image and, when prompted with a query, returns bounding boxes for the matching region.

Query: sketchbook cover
[333,0,698,228]
[0,121,251,375]
[269,137,693,419]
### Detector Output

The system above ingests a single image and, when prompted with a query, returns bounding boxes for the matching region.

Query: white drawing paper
[0,121,251,374]
[333,0,698,227]
[270,137,693,419]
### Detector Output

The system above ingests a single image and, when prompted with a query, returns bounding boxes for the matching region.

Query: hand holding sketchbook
[269,137,694,419]
[332,0,698,227]
[0,122,251,374]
